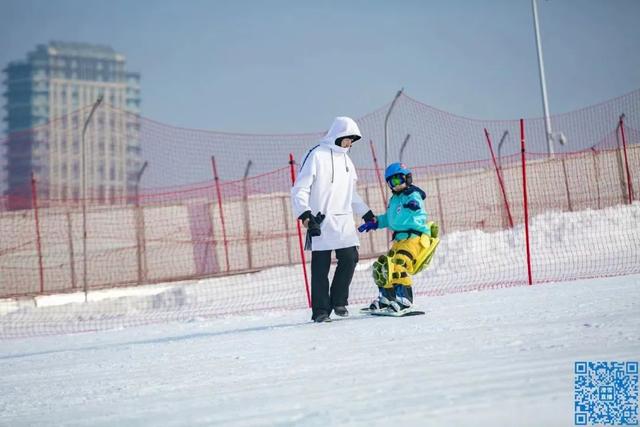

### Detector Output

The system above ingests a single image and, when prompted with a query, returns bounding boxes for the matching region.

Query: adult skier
[291,116,375,322]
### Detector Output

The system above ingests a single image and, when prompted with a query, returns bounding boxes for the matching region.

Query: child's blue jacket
[376,185,430,241]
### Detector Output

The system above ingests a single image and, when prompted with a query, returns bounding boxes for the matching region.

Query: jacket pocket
[320,213,356,241]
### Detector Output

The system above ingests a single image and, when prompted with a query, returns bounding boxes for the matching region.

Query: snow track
[1,274,638,426]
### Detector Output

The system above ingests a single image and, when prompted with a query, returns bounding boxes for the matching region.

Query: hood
[321,116,362,148]
[403,185,426,200]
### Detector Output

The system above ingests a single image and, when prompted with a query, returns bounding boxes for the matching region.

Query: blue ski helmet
[384,162,413,187]
[384,162,411,180]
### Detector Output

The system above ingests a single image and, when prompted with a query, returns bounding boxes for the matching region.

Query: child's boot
[388,284,413,312]
[369,287,395,311]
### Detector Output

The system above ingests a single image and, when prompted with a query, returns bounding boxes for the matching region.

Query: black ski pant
[310,246,359,319]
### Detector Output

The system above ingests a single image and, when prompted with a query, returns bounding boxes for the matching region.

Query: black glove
[303,212,325,251]
[298,210,314,223]
[362,210,376,223]
[308,212,325,237]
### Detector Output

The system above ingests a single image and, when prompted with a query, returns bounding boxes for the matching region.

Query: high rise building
[2,41,141,205]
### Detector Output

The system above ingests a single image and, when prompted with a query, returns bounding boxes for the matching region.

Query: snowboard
[360,307,425,317]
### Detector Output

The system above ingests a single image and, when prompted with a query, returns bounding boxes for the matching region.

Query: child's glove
[358,221,378,233]
[430,222,439,238]
[403,200,420,211]
[362,210,376,222]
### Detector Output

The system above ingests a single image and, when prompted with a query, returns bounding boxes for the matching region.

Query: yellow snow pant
[372,224,440,289]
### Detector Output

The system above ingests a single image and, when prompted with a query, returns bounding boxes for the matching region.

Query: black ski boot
[333,306,349,317]
[313,312,332,323]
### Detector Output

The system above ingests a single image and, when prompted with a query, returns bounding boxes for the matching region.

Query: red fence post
[484,128,514,228]
[242,163,253,270]
[619,115,634,204]
[520,119,533,286]
[31,172,45,293]
[590,148,602,209]
[211,156,231,272]
[289,153,312,308]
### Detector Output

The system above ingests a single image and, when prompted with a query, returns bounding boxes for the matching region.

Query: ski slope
[1,274,639,426]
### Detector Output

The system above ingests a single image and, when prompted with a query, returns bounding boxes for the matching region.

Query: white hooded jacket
[291,117,370,251]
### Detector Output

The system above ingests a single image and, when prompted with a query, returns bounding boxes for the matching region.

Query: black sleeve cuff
[298,210,313,222]
[362,210,375,222]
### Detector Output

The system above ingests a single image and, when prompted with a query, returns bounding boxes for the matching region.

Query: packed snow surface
[1,274,639,426]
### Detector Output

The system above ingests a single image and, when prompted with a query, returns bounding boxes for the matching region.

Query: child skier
[358,162,439,314]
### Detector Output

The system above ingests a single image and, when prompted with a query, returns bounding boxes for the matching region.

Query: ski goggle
[386,174,406,188]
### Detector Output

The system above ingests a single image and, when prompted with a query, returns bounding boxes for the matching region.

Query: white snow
[1,275,639,426]
[1,203,639,426]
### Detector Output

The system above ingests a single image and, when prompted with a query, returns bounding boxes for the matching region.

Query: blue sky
[2,0,639,134]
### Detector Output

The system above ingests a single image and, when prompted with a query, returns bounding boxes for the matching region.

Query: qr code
[575,361,638,425]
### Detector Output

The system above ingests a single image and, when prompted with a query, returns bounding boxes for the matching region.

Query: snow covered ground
[1,274,639,426]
